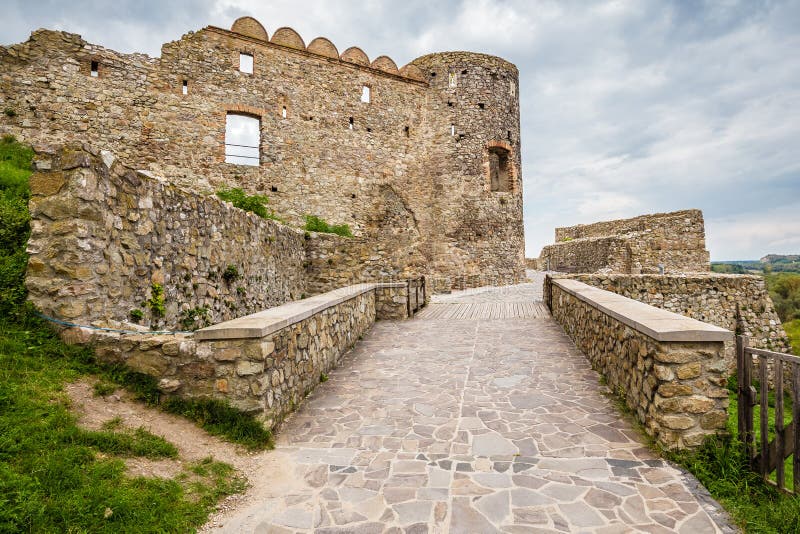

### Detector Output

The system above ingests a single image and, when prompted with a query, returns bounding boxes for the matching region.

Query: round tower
[410,52,524,288]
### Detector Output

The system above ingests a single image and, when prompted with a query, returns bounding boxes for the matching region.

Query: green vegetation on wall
[304,214,353,237]
[216,187,277,220]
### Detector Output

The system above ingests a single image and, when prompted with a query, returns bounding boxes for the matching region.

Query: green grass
[216,187,278,220]
[0,136,253,531]
[784,319,800,356]
[304,214,353,237]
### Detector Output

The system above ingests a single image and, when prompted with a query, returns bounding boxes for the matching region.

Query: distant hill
[761,254,800,264]
[712,254,800,274]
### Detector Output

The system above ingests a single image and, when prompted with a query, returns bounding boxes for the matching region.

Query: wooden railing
[407,277,426,317]
[737,335,800,493]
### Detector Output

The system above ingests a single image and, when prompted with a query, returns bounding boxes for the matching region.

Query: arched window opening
[225,113,260,166]
[489,147,511,192]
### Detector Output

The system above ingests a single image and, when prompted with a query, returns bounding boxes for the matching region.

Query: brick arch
[340,47,369,67]
[230,16,268,41]
[307,37,339,59]
[270,27,305,50]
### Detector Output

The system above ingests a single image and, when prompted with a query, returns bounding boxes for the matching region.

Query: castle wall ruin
[1,18,525,290]
[539,210,710,274]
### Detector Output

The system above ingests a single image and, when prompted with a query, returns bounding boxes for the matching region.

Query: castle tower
[411,52,524,287]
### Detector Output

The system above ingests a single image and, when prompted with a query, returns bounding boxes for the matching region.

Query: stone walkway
[208,285,733,533]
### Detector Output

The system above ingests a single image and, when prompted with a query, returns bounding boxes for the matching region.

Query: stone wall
[61,283,411,428]
[26,144,306,330]
[539,210,710,274]
[561,273,790,359]
[1,17,525,290]
[546,277,731,450]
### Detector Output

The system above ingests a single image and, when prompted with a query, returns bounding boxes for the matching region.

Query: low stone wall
[560,274,790,359]
[538,236,629,273]
[546,277,732,450]
[62,283,412,428]
[26,144,306,330]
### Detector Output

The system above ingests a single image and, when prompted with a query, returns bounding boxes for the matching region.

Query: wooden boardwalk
[414,301,549,320]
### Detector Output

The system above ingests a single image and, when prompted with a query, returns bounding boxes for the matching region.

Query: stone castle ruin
[536,209,710,274]
[0,16,525,302]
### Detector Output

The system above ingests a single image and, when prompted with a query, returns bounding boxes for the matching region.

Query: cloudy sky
[3,0,799,260]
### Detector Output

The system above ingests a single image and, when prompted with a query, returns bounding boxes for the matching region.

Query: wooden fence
[407,277,426,318]
[737,335,800,493]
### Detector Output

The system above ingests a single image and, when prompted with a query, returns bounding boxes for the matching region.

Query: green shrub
[146,283,165,319]
[179,306,210,331]
[216,187,277,220]
[304,214,353,237]
[222,264,239,284]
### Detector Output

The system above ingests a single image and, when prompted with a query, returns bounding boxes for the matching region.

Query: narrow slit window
[478,103,485,109]
[404,126,410,137]
[182,80,188,95]
[90,61,99,77]
[450,124,455,136]
[349,117,354,130]
[361,85,371,103]
[282,106,287,119]
[448,73,457,88]
[225,113,260,166]
[510,80,516,96]
[239,53,254,74]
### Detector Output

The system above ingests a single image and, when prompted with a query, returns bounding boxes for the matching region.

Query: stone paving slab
[209,287,734,533]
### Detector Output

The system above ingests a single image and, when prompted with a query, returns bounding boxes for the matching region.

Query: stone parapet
[59,283,413,428]
[546,276,732,450]
[559,273,790,362]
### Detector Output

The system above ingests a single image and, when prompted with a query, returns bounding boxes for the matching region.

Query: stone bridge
[207,280,732,533]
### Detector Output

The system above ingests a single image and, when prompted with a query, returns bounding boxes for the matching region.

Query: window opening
[448,72,457,88]
[348,117,354,130]
[182,80,188,95]
[478,103,485,109]
[510,80,516,96]
[489,147,511,192]
[361,85,370,103]
[282,106,287,119]
[225,113,260,166]
[404,126,410,137]
[271,186,278,192]
[450,124,455,136]
[90,61,99,77]
[239,53,254,74]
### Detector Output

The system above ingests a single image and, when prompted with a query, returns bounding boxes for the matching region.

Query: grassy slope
[0,137,246,531]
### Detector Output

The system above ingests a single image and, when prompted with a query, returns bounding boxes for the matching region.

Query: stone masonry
[1,17,525,290]
[546,277,731,450]
[538,210,710,274]
[563,273,791,361]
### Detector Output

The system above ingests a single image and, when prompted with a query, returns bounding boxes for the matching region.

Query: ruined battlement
[538,209,710,274]
[1,17,525,290]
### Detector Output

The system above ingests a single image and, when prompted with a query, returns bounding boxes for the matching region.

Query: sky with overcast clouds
[3,0,799,261]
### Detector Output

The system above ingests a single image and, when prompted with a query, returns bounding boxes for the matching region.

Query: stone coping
[195,282,407,341]
[551,279,732,342]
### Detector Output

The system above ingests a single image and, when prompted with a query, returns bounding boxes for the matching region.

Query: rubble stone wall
[26,144,307,330]
[546,278,730,450]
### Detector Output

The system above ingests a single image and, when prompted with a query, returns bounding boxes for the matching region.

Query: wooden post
[775,358,785,490]
[737,335,755,460]
[794,364,800,493]
[759,355,770,477]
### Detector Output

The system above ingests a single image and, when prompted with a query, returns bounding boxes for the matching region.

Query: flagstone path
[206,284,735,533]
